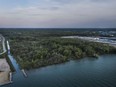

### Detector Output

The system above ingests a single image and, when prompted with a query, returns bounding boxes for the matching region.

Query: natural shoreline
[11,37,116,70]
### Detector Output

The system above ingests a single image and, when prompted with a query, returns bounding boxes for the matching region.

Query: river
[62,36,116,48]
[2,54,116,87]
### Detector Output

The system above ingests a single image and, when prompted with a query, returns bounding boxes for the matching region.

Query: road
[0,35,12,86]
[0,34,7,55]
[0,36,26,86]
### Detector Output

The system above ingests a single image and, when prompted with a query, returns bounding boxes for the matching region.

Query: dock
[9,72,13,83]
[21,69,28,77]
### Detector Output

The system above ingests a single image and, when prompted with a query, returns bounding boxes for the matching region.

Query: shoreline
[61,36,116,48]
[27,54,116,72]
[0,81,12,86]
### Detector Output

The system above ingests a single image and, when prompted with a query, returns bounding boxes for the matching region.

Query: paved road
[0,34,7,55]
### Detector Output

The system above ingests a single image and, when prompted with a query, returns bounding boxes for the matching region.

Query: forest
[0,29,116,69]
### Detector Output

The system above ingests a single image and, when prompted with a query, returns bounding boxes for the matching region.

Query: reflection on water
[4,54,116,87]
[8,55,19,71]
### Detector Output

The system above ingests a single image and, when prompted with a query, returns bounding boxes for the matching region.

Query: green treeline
[0,29,116,69]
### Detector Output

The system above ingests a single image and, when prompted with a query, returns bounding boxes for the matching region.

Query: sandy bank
[0,59,11,85]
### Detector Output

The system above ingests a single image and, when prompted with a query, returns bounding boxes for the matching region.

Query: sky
[0,0,116,28]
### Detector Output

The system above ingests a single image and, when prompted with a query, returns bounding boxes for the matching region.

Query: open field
[0,72,10,84]
[0,59,10,71]
[0,59,11,85]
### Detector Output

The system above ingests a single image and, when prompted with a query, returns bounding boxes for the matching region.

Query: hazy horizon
[0,28,116,30]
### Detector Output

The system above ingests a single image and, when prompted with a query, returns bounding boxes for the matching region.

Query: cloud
[0,0,116,28]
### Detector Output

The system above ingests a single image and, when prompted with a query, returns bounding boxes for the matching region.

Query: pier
[9,72,13,83]
[21,69,28,77]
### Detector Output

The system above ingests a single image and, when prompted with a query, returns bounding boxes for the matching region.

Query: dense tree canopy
[0,29,116,69]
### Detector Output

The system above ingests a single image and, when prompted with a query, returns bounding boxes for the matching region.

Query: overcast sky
[0,0,116,28]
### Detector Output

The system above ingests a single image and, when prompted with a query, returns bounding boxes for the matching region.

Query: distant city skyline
[0,0,116,28]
